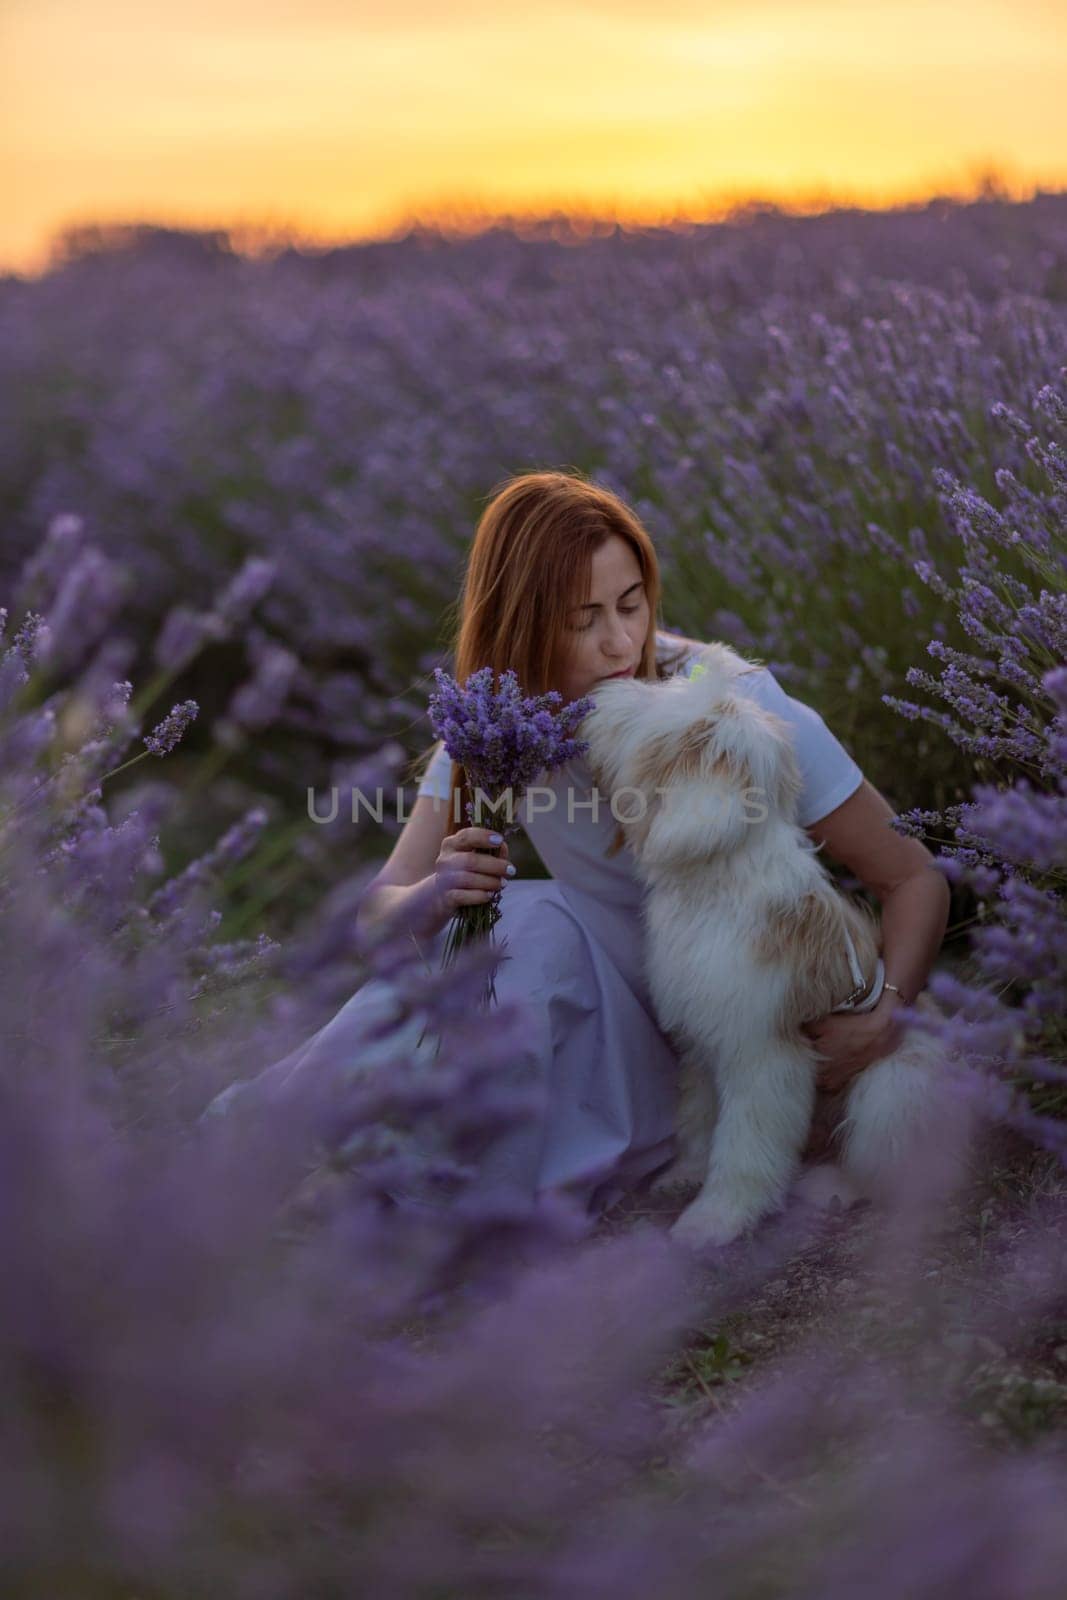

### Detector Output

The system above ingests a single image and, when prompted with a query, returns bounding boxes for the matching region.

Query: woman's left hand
[801,994,905,1094]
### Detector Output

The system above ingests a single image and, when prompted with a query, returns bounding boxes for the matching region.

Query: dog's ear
[623,712,756,865]
[611,718,717,861]
[585,707,716,870]
[679,661,802,822]
[625,698,802,868]
[630,716,718,791]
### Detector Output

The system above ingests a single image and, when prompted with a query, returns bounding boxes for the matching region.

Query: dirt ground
[596,1124,1067,1458]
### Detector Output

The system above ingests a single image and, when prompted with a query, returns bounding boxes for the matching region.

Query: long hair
[409,470,685,841]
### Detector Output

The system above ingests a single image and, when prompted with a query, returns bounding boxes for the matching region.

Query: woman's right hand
[433,827,515,913]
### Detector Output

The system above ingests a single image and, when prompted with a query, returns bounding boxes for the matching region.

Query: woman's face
[556,535,650,702]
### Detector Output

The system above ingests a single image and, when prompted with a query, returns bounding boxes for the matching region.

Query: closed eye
[573,603,642,634]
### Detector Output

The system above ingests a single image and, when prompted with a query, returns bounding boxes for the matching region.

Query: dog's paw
[669,1196,753,1249]
[790,1162,863,1213]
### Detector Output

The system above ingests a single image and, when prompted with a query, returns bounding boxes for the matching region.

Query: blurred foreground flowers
[1,495,1067,1599]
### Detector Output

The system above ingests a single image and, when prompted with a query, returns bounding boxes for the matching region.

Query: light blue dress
[222,633,864,1217]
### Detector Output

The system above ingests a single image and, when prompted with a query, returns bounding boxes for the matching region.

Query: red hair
[411,469,688,841]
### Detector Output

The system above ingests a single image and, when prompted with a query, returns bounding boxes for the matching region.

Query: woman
[235,471,951,1218]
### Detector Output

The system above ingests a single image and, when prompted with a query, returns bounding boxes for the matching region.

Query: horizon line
[9,167,1065,282]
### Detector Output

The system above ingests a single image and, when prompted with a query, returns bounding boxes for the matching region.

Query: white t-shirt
[416,631,863,907]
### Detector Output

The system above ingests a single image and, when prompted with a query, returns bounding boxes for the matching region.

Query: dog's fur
[580,643,967,1248]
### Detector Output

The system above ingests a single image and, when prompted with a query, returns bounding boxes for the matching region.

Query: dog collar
[831,925,886,1014]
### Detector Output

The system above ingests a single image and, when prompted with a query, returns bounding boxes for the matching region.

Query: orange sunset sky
[2,0,1066,276]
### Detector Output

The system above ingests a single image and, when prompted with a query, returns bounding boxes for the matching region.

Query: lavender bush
[2,195,1067,1592]
[885,373,1067,1150]
[4,195,1067,932]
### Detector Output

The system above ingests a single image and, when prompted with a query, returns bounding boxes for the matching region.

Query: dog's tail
[832,1012,975,1208]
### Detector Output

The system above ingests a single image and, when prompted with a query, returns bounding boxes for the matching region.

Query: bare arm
[356,794,512,943]
[805,778,951,1005]
[356,794,451,941]
[800,778,951,1094]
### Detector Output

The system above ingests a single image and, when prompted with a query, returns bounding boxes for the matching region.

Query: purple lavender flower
[147,803,270,922]
[38,548,128,677]
[11,511,87,617]
[211,557,277,632]
[153,604,213,673]
[143,699,199,757]
[428,666,594,806]
[216,632,299,748]
[884,376,1067,1115]
[427,667,595,1008]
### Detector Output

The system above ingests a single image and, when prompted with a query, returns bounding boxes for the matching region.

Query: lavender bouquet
[427,666,595,1008]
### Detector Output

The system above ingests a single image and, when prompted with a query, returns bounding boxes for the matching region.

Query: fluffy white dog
[580,643,965,1249]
